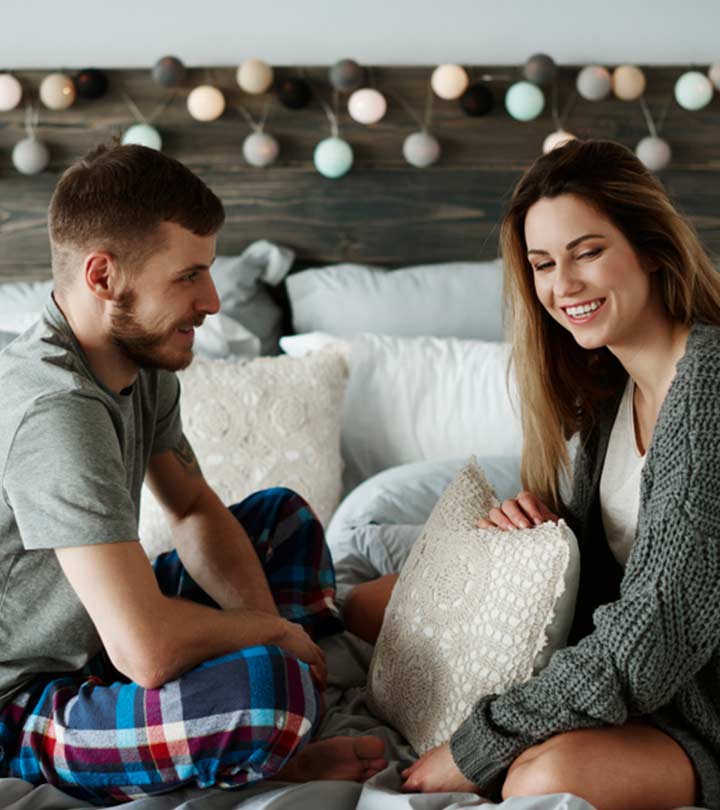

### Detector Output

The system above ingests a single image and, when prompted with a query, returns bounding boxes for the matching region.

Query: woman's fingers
[477,492,559,530]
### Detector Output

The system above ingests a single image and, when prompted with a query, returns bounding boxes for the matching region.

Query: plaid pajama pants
[0,487,344,805]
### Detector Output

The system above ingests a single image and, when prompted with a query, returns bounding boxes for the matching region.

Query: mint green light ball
[121,123,162,151]
[313,137,353,179]
[505,81,545,121]
[674,71,714,111]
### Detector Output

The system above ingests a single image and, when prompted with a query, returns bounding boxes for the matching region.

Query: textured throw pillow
[139,351,348,560]
[282,333,522,490]
[367,458,580,755]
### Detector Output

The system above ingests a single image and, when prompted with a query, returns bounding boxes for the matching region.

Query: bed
[0,247,711,810]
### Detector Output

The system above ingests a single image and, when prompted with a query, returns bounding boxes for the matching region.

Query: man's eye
[183,272,198,282]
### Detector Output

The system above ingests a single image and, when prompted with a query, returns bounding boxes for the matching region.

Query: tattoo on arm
[173,434,202,477]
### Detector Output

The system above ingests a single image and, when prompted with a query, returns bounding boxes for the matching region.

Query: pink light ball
[348,88,387,125]
[0,73,23,112]
[242,132,280,167]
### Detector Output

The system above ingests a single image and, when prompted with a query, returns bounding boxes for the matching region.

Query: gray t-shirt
[0,295,182,708]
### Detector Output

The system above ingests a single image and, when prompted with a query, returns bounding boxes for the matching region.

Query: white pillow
[286,260,505,342]
[282,332,522,490]
[139,351,348,560]
[367,458,580,755]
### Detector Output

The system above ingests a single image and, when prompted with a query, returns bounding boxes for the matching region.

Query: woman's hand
[400,743,479,793]
[476,490,559,531]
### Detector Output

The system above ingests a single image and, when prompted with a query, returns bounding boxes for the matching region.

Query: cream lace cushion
[139,351,348,560]
[367,458,580,754]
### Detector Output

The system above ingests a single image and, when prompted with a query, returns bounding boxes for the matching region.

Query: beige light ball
[431,64,469,100]
[612,65,646,100]
[187,85,226,121]
[543,129,576,154]
[236,59,274,95]
[0,73,23,112]
[709,62,720,91]
[39,73,76,110]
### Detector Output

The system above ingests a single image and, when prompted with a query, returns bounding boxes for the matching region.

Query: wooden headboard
[1,65,719,282]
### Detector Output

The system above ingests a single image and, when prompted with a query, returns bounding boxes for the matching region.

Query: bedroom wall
[2,0,719,67]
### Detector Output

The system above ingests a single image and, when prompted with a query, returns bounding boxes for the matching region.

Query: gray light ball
[576,65,612,101]
[403,131,441,168]
[329,59,366,92]
[636,136,672,172]
[153,56,187,88]
[242,131,279,168]
[12,137,50,175]
[524,53,557,86]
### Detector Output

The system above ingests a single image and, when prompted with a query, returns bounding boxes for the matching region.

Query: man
[0,144,385,803]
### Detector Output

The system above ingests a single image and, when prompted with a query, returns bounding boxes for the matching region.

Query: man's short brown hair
[49,144,225,292]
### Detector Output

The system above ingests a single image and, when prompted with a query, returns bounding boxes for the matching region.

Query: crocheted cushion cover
[138,351,348,560]
[367,458,579,754]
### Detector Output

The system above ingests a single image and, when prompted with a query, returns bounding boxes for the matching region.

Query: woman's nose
[553,263,582,298]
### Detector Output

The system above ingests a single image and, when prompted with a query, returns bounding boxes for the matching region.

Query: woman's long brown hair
[501,139,720,513]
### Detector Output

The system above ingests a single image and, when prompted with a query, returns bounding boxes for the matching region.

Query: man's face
[110,222,219,372]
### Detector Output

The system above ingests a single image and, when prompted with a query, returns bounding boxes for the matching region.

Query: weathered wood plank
[0,65,718,281]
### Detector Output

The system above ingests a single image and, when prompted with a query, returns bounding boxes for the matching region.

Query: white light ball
[636,136,672,172]
[347,88,387,125]
[39,73,76,110]
[12,136,50,175]
[709,62,720,91]
[543,129,576,154]
[0,73,23,112]
[675,71,714,111]
[236,59,274,95]
[576,65,612,101]
[243,131,279,167]
[505,81,545,121]
[187,85,226,121]
[314,137,353,179]
[403,131,441,167]
[121,123,162,151]
[612,65,646,101]
[431,64,469,100]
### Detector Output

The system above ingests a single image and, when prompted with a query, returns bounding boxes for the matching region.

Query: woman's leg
[343,574,399,643]
[501,720,698,810]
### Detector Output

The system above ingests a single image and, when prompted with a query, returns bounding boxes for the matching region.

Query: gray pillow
[212,240,295,355]
[286,259,505,342]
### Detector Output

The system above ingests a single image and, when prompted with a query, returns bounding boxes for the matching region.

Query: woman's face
[524,193,666,352]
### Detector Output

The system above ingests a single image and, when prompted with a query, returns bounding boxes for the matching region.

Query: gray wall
[2,0,719,67]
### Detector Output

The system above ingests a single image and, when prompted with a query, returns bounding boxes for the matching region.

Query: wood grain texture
[0,66,718,281]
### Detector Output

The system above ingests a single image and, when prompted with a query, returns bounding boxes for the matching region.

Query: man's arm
[145,433,278,615]
[55,541,325,689]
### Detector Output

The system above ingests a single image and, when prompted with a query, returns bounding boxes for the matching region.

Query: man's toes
[354,736,386,759]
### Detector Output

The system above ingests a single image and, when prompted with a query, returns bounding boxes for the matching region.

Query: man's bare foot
[275,735,387,783]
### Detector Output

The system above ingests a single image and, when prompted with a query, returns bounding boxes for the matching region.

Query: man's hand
[226,608,327,690]
[401,743,479,793]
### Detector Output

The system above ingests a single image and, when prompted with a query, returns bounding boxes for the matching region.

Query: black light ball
[329,59,366,93]
[524,53,557,86]
[277,77,312,110]
[152,55,187,88]
[459,83,494,116]
[73,68,109,100]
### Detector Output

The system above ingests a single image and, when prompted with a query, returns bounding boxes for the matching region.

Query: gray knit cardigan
[450,321,720,808]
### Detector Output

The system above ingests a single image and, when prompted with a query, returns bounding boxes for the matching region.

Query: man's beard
[110,289,200,372]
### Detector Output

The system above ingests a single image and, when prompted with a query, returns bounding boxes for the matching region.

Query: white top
[600,378,646,568]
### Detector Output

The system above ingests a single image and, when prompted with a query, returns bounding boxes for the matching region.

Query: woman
[345,138,720,809]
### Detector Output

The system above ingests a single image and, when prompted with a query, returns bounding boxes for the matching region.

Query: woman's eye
[534,262,553,271]
[578,248,602,260]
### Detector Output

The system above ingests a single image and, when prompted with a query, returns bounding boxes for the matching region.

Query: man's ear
[83,251,121,301]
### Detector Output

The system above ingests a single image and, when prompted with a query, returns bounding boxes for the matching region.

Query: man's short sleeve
[151,370,183,455]
[3,393,139,550]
